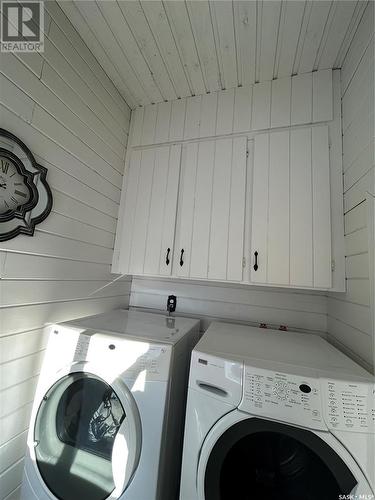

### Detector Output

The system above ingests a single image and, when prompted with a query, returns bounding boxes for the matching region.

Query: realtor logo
[1,1,44,52]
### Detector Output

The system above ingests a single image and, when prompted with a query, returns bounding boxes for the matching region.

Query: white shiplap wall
[128,69,334,147]
[130,277,327,335]
[0,3,130,498]
[327,1,375,372]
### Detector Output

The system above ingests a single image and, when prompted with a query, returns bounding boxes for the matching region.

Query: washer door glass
[34,372,134,500]
[204,418,358,500]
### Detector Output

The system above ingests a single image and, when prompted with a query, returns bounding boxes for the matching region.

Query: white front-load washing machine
[180,321,375,500]
[21,309,200,500]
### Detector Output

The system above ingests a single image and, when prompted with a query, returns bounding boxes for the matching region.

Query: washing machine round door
[32,370,141,500]
[198,412,372,500]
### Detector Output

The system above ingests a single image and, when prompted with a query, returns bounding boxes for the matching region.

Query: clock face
[0,155,31,214]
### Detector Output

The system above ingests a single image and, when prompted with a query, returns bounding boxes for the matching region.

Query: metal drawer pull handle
[165,248,170,266]
[180,248,184,266]
[254,251,259,271]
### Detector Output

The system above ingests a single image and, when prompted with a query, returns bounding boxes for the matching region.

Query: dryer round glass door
[33,372,141,500]
[204,418,358,500]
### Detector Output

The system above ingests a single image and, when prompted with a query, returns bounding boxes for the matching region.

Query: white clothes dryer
[21,309,199,500]
[180,322,375,500]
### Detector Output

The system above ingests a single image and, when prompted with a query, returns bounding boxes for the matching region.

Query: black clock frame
[0,128,53,241]
[0,148,39,222]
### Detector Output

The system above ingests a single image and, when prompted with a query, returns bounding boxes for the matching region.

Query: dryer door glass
[34,372,127,500]
[204,418,358,500]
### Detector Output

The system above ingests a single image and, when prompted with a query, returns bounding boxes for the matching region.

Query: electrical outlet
[167,295,177,313]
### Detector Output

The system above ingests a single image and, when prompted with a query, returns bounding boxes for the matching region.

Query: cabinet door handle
[165,248,170,266]
[253,251,259,271]
[179,249,184,267]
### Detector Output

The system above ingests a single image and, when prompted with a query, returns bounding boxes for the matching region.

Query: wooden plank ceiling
[58,1,367,109]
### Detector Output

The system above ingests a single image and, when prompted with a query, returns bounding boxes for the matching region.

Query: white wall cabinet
[175,137,247,281]
[114,125,335,290]
[250,125,331,288]
[115,144,181,276]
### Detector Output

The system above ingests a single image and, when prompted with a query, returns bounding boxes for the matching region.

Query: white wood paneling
[291,73,313,126]
[250,133,269,284]
[60,0,363,109]
[257,0,281,82]
[175,137,247,282]
[0,4,131,498]
[271,77,291,128]
[328,1,375,372]
[129,148,155,273]
[313,69,333,123]
[227,137,248,282]
[184,96,202,140]
[128,70,333,147]
[130,277,327,334]
[216,89,235,136]
[268,131,290,285]
[252,81,271,131]
[199,93,218,138]
[210,1,237,90]
[189,141,215,279]
[276,0,305,78]
[233,1,257,87]
[290,128,313,287]
[176,143,199,278]
[251,126,331,289]
[185,0,221,92]
[145,145,181,276]
[312,126,332,288]
[169,99,186,142]
[233,86,252,133]
[208,139,235,280]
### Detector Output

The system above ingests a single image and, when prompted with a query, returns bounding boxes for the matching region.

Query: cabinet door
[176,137,247,281]
[116,144,181,275]
[250,125,331,288]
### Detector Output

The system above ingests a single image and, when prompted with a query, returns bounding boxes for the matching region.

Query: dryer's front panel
[32,372,140,500]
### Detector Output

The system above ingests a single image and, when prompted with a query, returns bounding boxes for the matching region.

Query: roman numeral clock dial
[0,129,52,241]
[0,157,31,213]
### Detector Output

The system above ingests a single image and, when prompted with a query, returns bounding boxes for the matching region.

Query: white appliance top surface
[196,321,371,377]
[61,309,199,345]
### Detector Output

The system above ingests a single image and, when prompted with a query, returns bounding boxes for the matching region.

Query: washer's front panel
[322,378,375,433]
[239,366,326,430]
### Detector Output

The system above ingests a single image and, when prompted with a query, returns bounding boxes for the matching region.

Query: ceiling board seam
[273,0,287,79]
[273,0,286,79]
[162,0,201,96]
[255,0,262,83]
[161,1,195,96]
[116,0,176,102]
[185,1,210,93]
[208,1,225,90]
[292,0,313,75]
[231,0,240,88]
[313,0,336,71]
[111,0,163,103]
[73,2,139,108]
[335,0,369,68]
[138,1,182,100]
[102,0,163,104]
[232,1,242,87]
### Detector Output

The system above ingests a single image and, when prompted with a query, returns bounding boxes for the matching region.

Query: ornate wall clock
[0,129,52,241]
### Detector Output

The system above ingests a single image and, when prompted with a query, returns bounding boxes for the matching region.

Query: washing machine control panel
[323,379,375,433]
[240,366,326,430]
